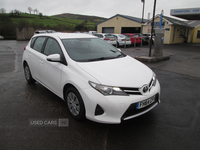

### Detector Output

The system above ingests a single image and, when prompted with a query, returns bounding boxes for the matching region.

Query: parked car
[34,30,47,35]
[142,33,155,44]
[89,31,97,35]
[123,33,141,45]
[22,33,161,124]
[46,30,56,33]
[0,35,4,40]
[93,33,117,46]
[112,34,131,47]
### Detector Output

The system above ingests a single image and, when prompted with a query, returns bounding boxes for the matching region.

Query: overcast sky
[1,0,200,19]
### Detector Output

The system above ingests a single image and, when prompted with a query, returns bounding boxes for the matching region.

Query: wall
[171,26,188,44]
[143,16,190,44]
[16,27,34,41]
[186,29,193,43]
[142,17,172,44]
[97,16,141,34]
[192,25,200,43]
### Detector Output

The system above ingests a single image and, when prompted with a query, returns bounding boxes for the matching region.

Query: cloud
[1,0,200,19]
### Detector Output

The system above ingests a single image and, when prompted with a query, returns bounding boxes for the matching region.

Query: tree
[18,19,30,27]
[34,9,38,15]
[39,13,43,18]
[82,19,88,26]
[0,14,15,36]
[14,9,21,16]
[0,8,6,13]
[28,7,32,14]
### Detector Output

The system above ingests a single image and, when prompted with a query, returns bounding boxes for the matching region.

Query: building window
[197,30,200,39]
[179,28,186,38]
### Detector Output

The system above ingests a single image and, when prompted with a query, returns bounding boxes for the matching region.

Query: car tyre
[24,63,35,84]
[65,87,85,121]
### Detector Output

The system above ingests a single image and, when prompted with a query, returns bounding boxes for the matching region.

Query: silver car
[93,33,117,46]
[112,34,131,47]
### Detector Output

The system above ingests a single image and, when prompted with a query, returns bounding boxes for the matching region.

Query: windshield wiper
[115,53,126,58]
[88,55,125,62]
[88,57,107,62]
[110,49,118,53]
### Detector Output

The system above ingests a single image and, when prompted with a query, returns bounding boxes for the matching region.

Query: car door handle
[28,52,31,56]
[39,60,44,65]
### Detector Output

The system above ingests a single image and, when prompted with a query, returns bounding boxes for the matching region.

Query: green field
[7,13,106,31]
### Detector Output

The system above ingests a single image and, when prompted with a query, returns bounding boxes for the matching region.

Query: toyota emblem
[143,85,149,93]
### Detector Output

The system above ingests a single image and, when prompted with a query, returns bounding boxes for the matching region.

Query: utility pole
[149,0,157,57]
[140,0,145,47]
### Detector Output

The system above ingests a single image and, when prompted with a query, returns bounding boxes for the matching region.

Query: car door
[39,37,65,97]
[28,36,47,81]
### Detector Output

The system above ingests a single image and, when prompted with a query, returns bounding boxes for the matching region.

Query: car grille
[120,78,154,95]
[120,87,141,95]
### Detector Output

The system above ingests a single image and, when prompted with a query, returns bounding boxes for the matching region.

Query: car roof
[35,30,47,32]
[123,33,136,35]
[33,33,97,39]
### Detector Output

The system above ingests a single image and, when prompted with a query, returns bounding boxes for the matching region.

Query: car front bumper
[79,80,161,124]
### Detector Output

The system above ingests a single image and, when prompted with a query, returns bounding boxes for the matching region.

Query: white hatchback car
[22,33,160,124]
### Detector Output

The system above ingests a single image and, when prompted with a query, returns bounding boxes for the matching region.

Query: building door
[102,27,114,33]
[121,27,141,33]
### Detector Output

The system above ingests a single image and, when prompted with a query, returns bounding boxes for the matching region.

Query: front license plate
[136,95,156,110]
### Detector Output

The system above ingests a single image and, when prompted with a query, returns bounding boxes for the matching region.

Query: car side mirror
[47,54,61,62]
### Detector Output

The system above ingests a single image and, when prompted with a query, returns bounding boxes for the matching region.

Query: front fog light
[89,81,128,96]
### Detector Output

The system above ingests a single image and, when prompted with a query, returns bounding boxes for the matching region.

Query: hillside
[7,13,107,31]
[52,13,106,24]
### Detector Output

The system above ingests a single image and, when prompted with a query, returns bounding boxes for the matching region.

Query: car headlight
[152,73,157,86]
[89,81,128,96]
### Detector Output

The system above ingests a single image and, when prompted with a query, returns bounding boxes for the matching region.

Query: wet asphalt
[0,40,200,150]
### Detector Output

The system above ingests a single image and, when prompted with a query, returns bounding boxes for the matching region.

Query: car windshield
[62,38,126,62]
[124,35,131,38]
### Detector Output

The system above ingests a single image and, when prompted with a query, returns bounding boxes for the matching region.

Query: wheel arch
[63,83,86,120]
[63,83,79,100]
[23,60,28,68]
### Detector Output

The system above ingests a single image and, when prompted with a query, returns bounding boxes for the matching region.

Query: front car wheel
[65,87,85,121]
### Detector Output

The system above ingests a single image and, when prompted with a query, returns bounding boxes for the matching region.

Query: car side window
[30,37,37,48]
[33,37,46,52]
[43,38,63,56]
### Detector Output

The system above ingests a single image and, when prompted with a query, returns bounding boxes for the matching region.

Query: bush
[18,19,30,27]
[0,14,16,36]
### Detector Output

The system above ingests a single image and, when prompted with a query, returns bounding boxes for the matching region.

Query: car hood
[76,56,153,88]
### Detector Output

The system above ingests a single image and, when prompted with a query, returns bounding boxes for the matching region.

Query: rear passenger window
[43,38,63,56]
[30,37,36,48]
[33,37,46,52]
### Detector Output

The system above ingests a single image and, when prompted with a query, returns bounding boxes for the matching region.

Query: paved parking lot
[0,41,200,150]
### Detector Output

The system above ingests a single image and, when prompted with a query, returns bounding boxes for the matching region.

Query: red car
[123,33,141,45]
